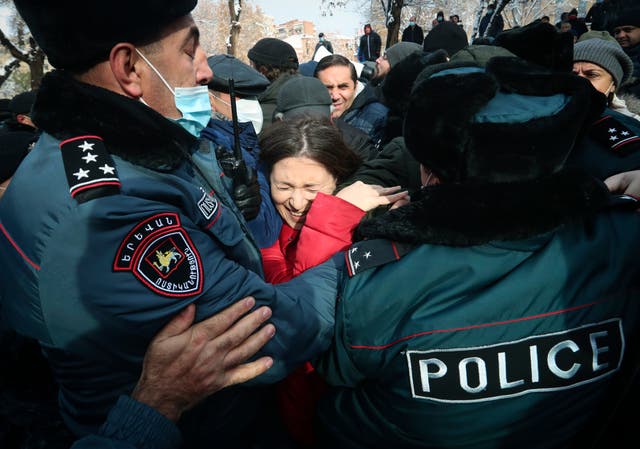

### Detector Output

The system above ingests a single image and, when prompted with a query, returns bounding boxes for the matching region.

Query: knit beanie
[577,30,617,44]
[385,42,423,68]
[573,39,634,89]
[423,21,469,57]
[248,38,299,69]
[14,0,197,72]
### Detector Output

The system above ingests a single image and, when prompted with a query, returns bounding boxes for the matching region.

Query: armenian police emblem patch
[114,213,203,297]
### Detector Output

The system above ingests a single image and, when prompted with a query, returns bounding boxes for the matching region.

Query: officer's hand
[131,297,275,422]
[605,170,640,198]
[234,167,262,221]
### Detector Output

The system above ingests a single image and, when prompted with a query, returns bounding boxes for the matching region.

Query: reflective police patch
[407,319,624,403]
[113,213,203,297]
[197,190,220,221]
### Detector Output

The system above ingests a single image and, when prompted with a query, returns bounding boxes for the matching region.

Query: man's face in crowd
[375,53,391,79]
[316,65,356,118]
[136,15,212,119]
[364,26,371,35]
[613,25,640,48]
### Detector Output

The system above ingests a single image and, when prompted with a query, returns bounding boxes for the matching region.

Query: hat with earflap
[14,0,198,72]
[403,56,606,184]
[493,21,574,72]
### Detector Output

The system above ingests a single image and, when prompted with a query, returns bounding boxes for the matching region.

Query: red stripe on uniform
[350,300,603,350]
[0,221,40,270]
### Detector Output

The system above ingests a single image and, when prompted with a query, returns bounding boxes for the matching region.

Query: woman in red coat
[258,117,408,446]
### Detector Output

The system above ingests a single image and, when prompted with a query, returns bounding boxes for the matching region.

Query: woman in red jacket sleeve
[258,116,408,447]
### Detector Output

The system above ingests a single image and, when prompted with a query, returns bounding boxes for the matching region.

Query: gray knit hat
[573,39,634,89]
[385,42,422,68]
[275,76,331,119]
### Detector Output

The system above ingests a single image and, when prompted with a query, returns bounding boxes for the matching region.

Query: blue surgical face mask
[409,21,415,26]
[136,49,211,137]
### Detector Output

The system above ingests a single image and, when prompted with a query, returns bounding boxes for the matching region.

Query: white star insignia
[99,164,115,175]
[78,141,95,152]
[610,135,619,141]
[608,128,617,134]
[364,251,372,259]
[354,261,360,269]
[82,153,98,163]
[351,247,358,254]
[621,131,630,136]
[73,168,90,179]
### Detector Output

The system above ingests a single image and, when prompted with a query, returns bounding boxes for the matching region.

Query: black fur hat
[493,21,574,72]
[404,57,606,184]
[14,0,197,72]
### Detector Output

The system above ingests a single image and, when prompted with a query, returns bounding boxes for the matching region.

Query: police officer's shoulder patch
[590,115,640,156]
[60,135,120,203]
[113,213,203,298]
[345,239,414,277]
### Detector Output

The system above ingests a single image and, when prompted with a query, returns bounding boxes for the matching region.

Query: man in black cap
[1,1,342,448]
[6,90,38,132]
[203,53,281,248]
[247,37,300,129]
[609,1,640,84]
[315,32,334,55]
[478,3,504,39]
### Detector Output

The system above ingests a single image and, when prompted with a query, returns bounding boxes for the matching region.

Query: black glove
[233,166,262,221]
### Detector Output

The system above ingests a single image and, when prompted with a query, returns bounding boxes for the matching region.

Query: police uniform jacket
[314,172,640,449]
[200,116,282,248]
[0,70,340,442]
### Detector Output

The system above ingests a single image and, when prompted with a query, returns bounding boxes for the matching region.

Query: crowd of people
[1,0,640,448]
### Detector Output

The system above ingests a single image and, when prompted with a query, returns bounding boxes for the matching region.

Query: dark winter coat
[401,24,424,45]
[358,31,382,62]
[315,169,640,449]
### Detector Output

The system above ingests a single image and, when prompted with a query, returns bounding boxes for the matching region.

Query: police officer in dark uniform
[1,2,342,448]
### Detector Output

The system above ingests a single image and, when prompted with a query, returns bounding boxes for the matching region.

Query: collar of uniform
[32,69,197,170]
[354,169,610,246]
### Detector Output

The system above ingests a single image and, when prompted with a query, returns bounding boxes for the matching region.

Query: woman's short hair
[258,116,362,185]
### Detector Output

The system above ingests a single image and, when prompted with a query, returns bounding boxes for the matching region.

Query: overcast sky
[252,0,365,36]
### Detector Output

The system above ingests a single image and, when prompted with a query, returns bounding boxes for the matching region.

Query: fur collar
[32,70,197,169]
[355,170,610,246]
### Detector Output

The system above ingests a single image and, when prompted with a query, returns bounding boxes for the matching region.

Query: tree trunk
[28,49,46,89]
[386,0,403,47]
[227,0,242,56]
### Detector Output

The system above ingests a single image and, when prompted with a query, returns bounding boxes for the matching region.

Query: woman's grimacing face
[572,61,615,96]
[269,156,337,229]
